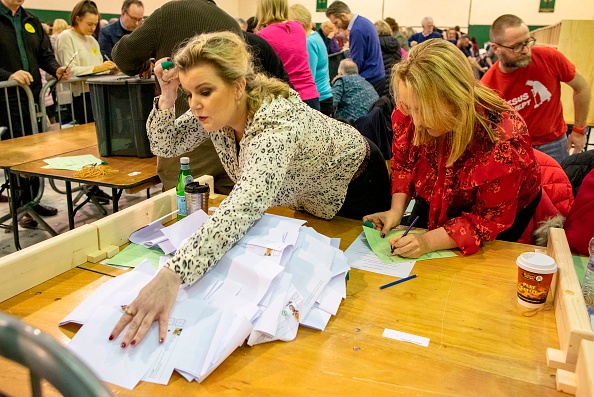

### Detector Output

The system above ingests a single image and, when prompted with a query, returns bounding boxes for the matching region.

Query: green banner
[539,0,555,13]
[316,0,327,13]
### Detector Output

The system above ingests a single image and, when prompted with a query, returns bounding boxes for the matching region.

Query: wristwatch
[572,125,589,135]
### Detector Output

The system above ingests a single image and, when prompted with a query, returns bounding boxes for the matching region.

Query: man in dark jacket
[112,0,241,194]
[113,0,291,194]
[98,0,145,60]
[0,0,71,226]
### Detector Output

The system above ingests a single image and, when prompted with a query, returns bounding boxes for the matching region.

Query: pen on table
[380,274,417,290]
[390,215,420,254]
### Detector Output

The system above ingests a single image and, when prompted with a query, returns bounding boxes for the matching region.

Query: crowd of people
[0,0,592,347]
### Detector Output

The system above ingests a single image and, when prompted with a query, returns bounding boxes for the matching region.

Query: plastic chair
[0,311,113,397]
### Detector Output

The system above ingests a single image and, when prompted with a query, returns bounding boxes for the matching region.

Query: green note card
[105,243,169,269]
[42,154,103,171]
[574,255,589,286]
[363,225,457,264]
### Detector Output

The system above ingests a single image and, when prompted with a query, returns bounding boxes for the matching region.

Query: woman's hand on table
[363,209,402,238]
[109,266,182,347]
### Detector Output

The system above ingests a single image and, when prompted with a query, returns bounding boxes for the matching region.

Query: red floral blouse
[391,106,541,255]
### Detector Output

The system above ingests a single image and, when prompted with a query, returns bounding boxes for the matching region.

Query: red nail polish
[121,342,126,348]
[109,335,114,341]
[131,340,136,346]
[159,338,164,343]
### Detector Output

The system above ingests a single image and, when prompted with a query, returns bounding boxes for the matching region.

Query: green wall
[468,24,545,47]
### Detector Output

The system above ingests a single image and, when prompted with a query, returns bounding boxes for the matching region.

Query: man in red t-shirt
[482,14,591,164]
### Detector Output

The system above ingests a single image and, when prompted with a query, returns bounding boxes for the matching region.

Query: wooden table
[0,124,99,249]
[0,205,569,396]
[0,123,98,170]
[9,146,159,237]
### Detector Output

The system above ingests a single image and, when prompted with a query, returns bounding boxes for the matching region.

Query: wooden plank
[557,20,594,126]
[546,228,594,372]
[93,189,176,249]
[557,339,594,396]
[0,224,98,302]
[575,340,594,397]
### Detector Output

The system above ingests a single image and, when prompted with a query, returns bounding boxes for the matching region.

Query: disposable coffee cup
[516,252,557,308]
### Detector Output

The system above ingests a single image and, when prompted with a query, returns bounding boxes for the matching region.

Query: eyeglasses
[495,37,536,53]
[124,11,144,24]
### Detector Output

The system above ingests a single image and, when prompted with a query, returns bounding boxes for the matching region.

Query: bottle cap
[180,157,190,165]
[161,60,174,70]
[184,182,209,194]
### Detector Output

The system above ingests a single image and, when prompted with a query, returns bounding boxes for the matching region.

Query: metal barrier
[0,311,114,397]
[39,76,94,131]
[0,79,55,249]
[0,80,39,138]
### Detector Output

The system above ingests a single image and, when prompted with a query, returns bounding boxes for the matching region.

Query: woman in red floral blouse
[364,39,541,257]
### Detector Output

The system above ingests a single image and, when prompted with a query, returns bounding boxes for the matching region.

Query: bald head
[338,59,358,75]
[490,14,524,43]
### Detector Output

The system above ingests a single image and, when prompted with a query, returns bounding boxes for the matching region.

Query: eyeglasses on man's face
[495,37,536,53]
[125,11,144,24]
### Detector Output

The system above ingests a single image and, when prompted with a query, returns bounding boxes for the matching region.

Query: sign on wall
[316,0,328,12]
[539,0,555,13]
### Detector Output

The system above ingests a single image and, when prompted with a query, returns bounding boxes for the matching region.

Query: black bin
[88,75,155,158]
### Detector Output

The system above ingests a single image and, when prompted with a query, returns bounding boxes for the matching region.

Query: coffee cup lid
[184,182,209,194]
[516,252,557,274]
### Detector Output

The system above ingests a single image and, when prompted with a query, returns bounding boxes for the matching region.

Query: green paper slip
[574,255,589,286]
[42,154,104,171]
[362,225,457,264]
[104,243,169,269]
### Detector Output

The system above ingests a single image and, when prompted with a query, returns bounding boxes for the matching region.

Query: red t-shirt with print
[481,46,576,146]
[390,106,541,255]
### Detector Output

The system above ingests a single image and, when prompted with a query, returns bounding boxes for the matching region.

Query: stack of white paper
[63,214,349,389]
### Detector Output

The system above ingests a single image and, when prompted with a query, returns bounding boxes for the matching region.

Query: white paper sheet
[67,306,164,390]
[345,232,415,278]
[382,328,430,347]
[60,260,155,326]
[129,211,177,245]
[161,210,209,250]
[300,306,332,331]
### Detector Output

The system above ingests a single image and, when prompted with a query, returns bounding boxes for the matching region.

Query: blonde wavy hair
[173,31,289,119]
[52,19,69,35]
[288,3,311,31]
[256,0,288,26]
[392,39,509,166]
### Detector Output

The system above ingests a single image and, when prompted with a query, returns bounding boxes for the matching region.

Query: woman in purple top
[256,0,320,110]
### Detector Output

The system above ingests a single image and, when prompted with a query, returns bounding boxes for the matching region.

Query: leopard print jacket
[146,90,366,285]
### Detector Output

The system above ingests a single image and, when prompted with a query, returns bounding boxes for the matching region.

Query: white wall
[23,0,594,27]
[24,0,239,17]
[237,0,594,29]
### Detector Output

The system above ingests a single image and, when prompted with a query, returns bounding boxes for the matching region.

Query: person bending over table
[364,39,542,259]
[109,31,391,347]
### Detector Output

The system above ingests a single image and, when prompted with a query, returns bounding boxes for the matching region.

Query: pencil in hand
[390,215,420,254]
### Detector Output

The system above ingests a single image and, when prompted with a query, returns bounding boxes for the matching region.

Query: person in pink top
[255,0,320,110]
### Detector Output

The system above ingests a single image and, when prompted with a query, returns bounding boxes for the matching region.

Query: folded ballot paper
[62,213,349,390]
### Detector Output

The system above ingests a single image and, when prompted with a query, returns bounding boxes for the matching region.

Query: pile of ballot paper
[62,212,350,390]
